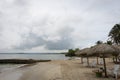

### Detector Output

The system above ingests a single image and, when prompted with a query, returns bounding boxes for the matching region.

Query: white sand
[0,58,116,80]
[19,62,62,80]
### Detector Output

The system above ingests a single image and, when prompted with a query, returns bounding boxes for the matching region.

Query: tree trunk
[103,55,107,77]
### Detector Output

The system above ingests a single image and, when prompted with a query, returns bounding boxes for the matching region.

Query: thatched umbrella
[75,50,84,63]
[75,48,91,66]
[89,43,118,77]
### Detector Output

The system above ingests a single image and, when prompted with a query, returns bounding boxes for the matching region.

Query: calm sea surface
[0,53,69,60]
[0,53,70,72]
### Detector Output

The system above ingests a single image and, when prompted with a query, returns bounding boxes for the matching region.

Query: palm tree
[108,24,120,45]
[109,24,120,63]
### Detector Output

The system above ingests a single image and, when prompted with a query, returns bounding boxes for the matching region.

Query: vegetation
[96,40,113,45]
[65,48,79,57]
[108,24,120,45]
[106,41,112,45]
[108,24,120,63]
[96,40,103,45]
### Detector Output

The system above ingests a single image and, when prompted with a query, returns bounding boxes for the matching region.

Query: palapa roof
[75,48,92,57]
[90,43,118,56]
[111,45,120,53]
[75,50,81,56]
[75,43,120,57]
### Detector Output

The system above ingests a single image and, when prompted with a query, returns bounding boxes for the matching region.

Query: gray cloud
[15,32,46,50]
[45,38,73,50]
[14,26,74,50]
[14,0,27,6]
[0,0,120,52]
[45,27,74,50]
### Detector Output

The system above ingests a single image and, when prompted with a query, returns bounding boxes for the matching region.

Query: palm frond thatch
[75,48,91,57]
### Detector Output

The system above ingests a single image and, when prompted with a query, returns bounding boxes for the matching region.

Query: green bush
[65,48,79,57]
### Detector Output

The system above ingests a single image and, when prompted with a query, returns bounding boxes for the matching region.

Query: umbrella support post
[87,57,89,66]
[113,57,114,62]
[97,57,99,64]
[115,56,117,63]
[81,57,83,64]
[103,55,108,77]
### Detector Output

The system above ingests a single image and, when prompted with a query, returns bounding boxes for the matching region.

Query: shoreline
[0,59,51,64]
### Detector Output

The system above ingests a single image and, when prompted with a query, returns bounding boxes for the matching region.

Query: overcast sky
[0,0,120,53]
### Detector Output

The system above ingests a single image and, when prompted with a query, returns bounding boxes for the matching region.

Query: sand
[0,58,116,80]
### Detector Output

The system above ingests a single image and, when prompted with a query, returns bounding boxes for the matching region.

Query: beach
[0,58,116,80]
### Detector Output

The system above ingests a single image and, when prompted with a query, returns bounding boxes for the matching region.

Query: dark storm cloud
[45,27,73,50]
[45,37,72,50]
[15,32,46,50]
[15,27,74,50]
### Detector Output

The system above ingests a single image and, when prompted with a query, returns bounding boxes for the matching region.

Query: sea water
[0,53,69,73]
[0,53,69,60]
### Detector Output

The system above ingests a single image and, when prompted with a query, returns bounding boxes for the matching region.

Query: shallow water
[0,64,24,72]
